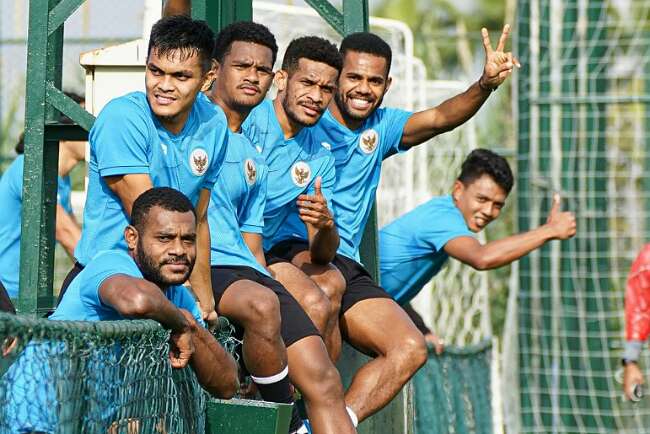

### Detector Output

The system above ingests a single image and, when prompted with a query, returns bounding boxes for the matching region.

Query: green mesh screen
[514,0,650,432]
[0,312,207,434]
[413,340,492,434]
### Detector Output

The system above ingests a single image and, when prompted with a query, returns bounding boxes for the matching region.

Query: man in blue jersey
[0,102,85,299]
[380,149,576,346]
[242,37,348,362]
[270,29,520,424]
[4,188,238,433]
[59,16,228,324]
[203,23,355,434]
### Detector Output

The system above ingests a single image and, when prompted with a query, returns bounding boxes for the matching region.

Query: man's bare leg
[218,280,287,375]
[340,298,427,422]
[269,262,341,359]
[291,250,346,361]
[287,336,357,434]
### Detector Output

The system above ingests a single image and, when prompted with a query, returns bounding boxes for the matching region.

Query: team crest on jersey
[244,159,257,186]
[359,129,379,154]
[190,148,209,176]
[291,161,311,188]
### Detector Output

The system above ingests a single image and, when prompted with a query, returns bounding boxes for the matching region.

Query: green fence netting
[413,339,492,434]
[0,312,207,434]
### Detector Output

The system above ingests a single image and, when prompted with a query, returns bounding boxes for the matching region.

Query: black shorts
[210,265,320,347]
[267,239,392,315]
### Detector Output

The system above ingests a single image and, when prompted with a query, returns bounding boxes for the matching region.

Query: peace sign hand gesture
[479,24,520,91]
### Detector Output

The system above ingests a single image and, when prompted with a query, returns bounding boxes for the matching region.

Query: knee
[244,292,281,328]
[304,361,345,402]
[313,271,346,306]
[392,333,428,374]
[302,290,331,325]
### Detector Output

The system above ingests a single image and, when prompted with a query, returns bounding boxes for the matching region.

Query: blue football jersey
[208,128,269,275]
[0,156,75,297]
[242,99,336,250]
[74,91,228,266]
[310,107,412,261]
[379,195,473,304]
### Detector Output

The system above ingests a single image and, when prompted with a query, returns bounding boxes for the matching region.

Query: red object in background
[626,244,650,341]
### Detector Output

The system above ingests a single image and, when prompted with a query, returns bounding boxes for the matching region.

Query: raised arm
[99,274,194,368]
[188,189,217,324]
[401,24,519,149]
[297,177,339,264]
[444,194,575,270]
[163,0,191,16]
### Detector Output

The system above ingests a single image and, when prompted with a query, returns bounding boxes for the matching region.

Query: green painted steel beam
[47,0,85,36]
[192,0,252,32]
[343,0,369,34]
[44,123,88,141]
[305,0,344,36]
[46,83,95,131]
[19,0,65,314]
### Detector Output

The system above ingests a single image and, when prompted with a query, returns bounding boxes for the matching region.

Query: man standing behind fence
[379,149,576,348]
[59,16,228,325]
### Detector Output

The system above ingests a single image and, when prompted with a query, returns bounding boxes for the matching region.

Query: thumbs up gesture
[545,193,577,240]
[297,177,335,229]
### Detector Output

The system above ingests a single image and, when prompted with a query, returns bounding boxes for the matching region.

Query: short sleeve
[240,161,267,233]
[90,96,151,177]
[379,107,413,160]
[79,251,142,310]
[421,208,473,251]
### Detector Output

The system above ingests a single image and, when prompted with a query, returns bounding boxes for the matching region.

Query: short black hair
[458,149,514,194]
[131,187,197,232]
[148,15,215,73]
[340,32,392,76]
[15,91,84,154]
[213,21,278,66]
[281,36,342,74]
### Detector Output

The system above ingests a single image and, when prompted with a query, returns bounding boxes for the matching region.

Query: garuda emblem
[359,129,379,154]
[190,148,209,176]
[291,161,311,188]
[244,159,257,185]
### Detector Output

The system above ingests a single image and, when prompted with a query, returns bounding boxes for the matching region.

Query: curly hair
[340,32,392,76]
[148,15,215,72]
[131,187,196,232]
[281,36,342,74]
[213,21,278,66]
[458,149,514,194]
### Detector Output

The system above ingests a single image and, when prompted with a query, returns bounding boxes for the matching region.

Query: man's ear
[384,76,393,94]
[201,59,218,92]
[274,70,288,92]
[452,180,464,202]
[124,225,139,251]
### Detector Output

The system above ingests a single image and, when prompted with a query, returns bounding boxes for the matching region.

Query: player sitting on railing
[4,187,238,434]
[202,23,356,434]
[379,149,576,351]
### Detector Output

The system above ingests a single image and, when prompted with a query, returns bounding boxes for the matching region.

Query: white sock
[346,406,359,427]
[250,365,289,384]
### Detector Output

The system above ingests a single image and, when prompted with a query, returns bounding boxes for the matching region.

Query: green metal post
[192,0,252,32]
[19,0,91,315]
[18,0,64,314]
